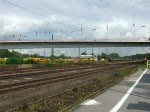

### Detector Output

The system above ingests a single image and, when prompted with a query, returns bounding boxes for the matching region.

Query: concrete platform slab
[72,69,150,112]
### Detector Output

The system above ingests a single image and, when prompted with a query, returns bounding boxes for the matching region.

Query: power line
[81,0,149,26]
[99,0,116,15]
[91,0,110,17]
[3,0,43,17]
[97,0,127,37]
[1,0,149,40]
[1,0,87,39]
[2,0,80,32]
[90,0,111,38]
[2,0,93,37]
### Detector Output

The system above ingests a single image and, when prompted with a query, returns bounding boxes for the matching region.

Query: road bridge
[0,41,150,49]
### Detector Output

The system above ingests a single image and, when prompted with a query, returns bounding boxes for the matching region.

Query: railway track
[0,65,104,80]
[9,65,137,112]
[0,61,136,74]
[0,64,136,95]
[0,61,138,80]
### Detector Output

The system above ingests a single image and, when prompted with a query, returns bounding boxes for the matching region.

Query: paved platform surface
[72,69,150,112]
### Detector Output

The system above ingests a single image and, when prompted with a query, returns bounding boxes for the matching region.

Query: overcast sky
[1,0,150,56]
[0,0,150,41]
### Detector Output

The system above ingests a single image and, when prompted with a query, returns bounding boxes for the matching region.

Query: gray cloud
[0,0,150,41]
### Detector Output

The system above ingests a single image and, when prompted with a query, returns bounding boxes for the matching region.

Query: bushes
[5,57,22,65]
[113,73,122,78]
[45,62,53,67]
[4,58,39,65]
[23,59,38,64]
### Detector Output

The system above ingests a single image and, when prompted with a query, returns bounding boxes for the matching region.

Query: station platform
[72,69,150,112]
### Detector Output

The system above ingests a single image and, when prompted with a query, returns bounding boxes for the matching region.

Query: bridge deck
[0,41,150,49]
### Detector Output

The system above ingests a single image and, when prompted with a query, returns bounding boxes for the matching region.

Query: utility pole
[44,51,45,58]
[149,27,150,41]
[49,31,50,35]
[52,35,54,41]
[78,47,80,58]
[92,47,93,55]
[81,27,83,41]
[36,32,37,37]
[106,16,109,38]
[51,35,54,64]
[85,48,87,63]
[19,34,21,41]
[92,47,94,61]
[106,25,108,38]
[106,47,108,59]
[133,23,135,38]
[61,29,62,41]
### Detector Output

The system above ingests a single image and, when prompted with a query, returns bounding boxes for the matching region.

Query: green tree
[101,52,107,59]
[109,53,120,59]
[97,54,101,60]
[10,50,21,58]
[5,57,20,65]
[59,54,65,59]
[0,49,11,58]
[81,52,87,55]
[32,53,40,58]
[91,52,94,55]
[50,55,55,60]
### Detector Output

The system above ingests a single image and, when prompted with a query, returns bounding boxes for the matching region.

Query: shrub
[5,57,20,65]
[113,73,121,78]
[45,62,53,67]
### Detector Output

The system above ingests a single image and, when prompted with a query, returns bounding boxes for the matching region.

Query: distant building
[80,55,97,61]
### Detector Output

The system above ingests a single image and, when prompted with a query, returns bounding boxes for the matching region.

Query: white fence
[147,60,150,69]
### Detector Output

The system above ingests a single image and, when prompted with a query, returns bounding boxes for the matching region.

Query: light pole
[141,25,148,39]
[133,23,135,38]
[81,27,83,41]
[78,47,80,58]
[61,29,62,41]
[149,27,150,41]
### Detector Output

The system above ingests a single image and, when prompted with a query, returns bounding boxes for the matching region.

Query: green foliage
[18,103,29,112]
[32,53,40,58]
[125,53,150,60]
[81,52,87,55]
[113,73,121,78]
[147,54,150,60]
[29,104,37,111]
[23,59,38,64]
[10,50,21,58]
[138,63,147,69]
[5,57,39,65]
[0,49,41,59]
[0,49,11,58]
[59,60,64,66]
[5,57,20,65]
[43,97,49,109]
[91,52,94,55]
[97,52,120,60]
[101,52,107,58]
[50,54,55,60]
[97,54,101,60]
[45,62,53,67]
[109,53,120,59]
[59,53,65,59]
